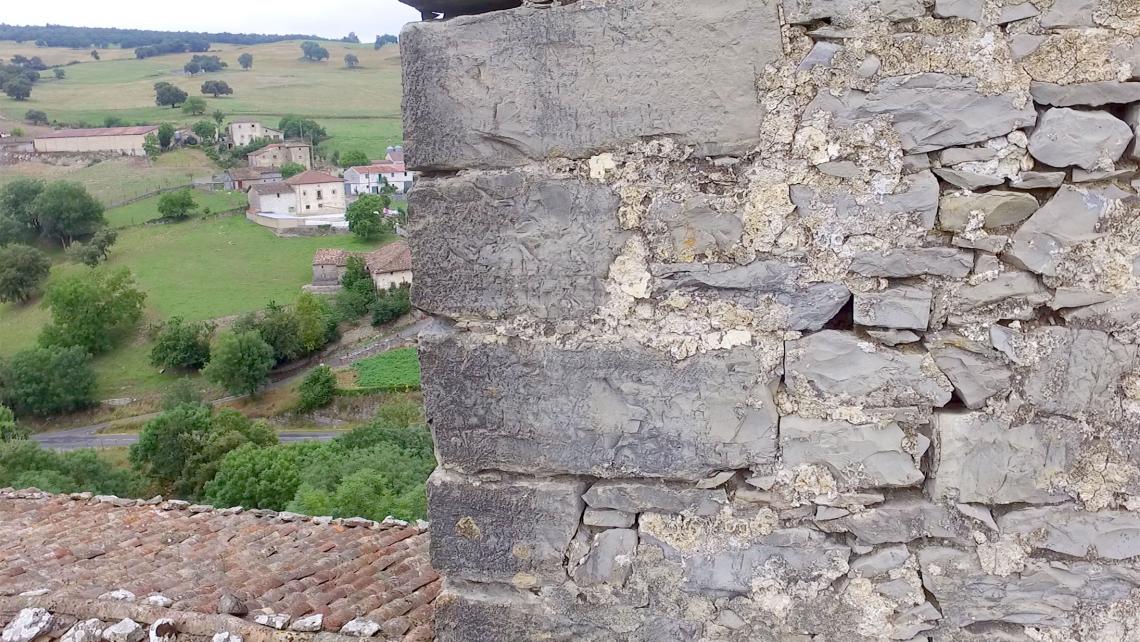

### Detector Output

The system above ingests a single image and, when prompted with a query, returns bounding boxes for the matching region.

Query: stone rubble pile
[401,0,1140,640]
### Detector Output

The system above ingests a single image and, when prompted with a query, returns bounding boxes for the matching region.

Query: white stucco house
[245,169,348,231]
[227,119,283,148]
[343,146,415,195]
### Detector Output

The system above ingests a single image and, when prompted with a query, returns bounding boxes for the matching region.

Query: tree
[297,365,336,412]
[154,81,187,108]
[30,182,105,247]
[238,52,253,69]
[203,331,275,395]
[158,122,175,149]
[295,292,337,353]
[183,60,202,75]
[204,442,314,509]
[52,68,65,80]
[103,115,126,128]
[150,316,213,370]
[344,53,359,68]
[4,78,31,100]
[39,268,146,354]
[279,161,305,179]
[24,109,47,124]
[0,178,45,243]
[345,193,392,240]
[334,256,377,320]
[66,228,117,266]
[343,32,360,43]
[211,109,224,125]
[234,302,304,364]
[157,189,197,220]
[371,283,411,326]
[182,96,208,115]
[142,133,160,159]
[0,346,96,417]
[0,440,143,495]
[300,41,330,62]
[90,50,100,60]
[339,149,369,167]
[277,116,327,144]
[0,244,51,303]
[191,119,216,141]
[374,34,398,49]
[0,405,28,442]
[201,80,233,97]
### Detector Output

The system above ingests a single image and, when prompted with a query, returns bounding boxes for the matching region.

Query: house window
[306,204,311,211]
[317,190,323,199]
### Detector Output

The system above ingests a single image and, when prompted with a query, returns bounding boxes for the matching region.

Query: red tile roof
[312,248,350,266]
[285,170,343,186]
[348,163,406,175]
[248,182,293,195]
[386,149,405,163]
[365,240,412,274]
[255,141,311,151]
[227,167,281,181]
[36,126,159,139]
[0,490,436,640]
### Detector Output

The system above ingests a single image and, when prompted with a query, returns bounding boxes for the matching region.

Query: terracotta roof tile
[285,170,342,186]
[364,241,412,275]
[36,125,159,139]
[248,182,292,196]
[0,490,436,639]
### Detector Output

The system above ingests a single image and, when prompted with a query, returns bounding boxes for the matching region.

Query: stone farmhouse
[222,166,281,191]
[308,240,413,292]
[0,489,436,641]
[343,146,415,195]
[246,170,347,231]
[226,119,282,148]
[248,141,313,170]
[32,125,159,156]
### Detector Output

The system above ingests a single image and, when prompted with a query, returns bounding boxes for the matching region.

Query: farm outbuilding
[33,125,159,156]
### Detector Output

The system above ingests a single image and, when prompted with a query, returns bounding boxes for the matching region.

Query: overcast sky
[4,0,421,40]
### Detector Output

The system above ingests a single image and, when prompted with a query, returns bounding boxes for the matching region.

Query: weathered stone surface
[1072,164,1136,182]
[866,328,921,346]
[933,167,1005,190]
[1008,171,1065,189]
[952,233,1008,253]
[143,595,173,608]
[806,74,1037,153]
[779,416,924,488]
[938,191,1039,232]
[934,0,983,23]
[1050,287,1114,310]
[790,169,940,234]
[1027,108,1132,171]
[826,495,964,544]
[1022,327,1135,418]
[930,412,1075,505]
[288,615,322,633]
[401,0,784,169]
[99,589,136,602]
[252,614,289,630]
[799,41,843,71]
[103,619,145,642]
[854,284,932,330]
[1031,81,1140,107]
[340,618,382,637]
[209,634,241,642]
[408,173,626,320]
[582,508,635,528]
[571,528,638,586]
[583,480,726,516]
[941,147,997,165]
[950,270,1050,320]
[1038,0,1098,28]
[849,545,910,578]
[2,609,54,642]
[1062,292,1140,332]
[929,346,1011,409]
[785,0,926,24]
[428,470,586,586]
[651,196,743,258]
[919,546,1140,627]
[998,505,1140,560]
[654,262,850,331]
[59,620,103,642]
[642,523,851,594]
[147,619,176,642]
[784,330,953,411]
[848,248,973,278]
[217,593,247,615]
[421,329,781,478]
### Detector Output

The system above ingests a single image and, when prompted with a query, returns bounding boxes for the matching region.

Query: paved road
[32,317,432,451]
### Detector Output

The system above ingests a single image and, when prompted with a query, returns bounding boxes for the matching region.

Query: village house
[247,141,313,169]
[343,146,415,195]
[308,240,413,292]
[223,166,282,191]
[33,125,159,156]
[246,169,348,231]
[226,118,283,148]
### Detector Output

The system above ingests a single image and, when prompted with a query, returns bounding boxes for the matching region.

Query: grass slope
[0,40,403,159]
[351,347,421,392]
[104,189,247,228]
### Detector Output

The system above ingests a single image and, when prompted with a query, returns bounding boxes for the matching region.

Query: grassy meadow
[0,39,403,159]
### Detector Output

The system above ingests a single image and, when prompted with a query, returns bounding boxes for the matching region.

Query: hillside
[0,39,403,158]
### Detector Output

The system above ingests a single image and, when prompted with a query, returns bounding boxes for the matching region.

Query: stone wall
[401,1,1140,640]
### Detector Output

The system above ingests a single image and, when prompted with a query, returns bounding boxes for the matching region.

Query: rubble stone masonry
[400,0,1140,639]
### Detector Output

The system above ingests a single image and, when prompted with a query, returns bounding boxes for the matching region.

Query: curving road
[31,317,432,451]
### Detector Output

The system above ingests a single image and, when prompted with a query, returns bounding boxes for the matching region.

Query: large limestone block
[1022,327,1135,419]
[1006,185,1130,278]
[420,328,782,479]
[779,416,925,488]
[790,170,940,237]
[929,412,1075,505]
[401,0,784,170]
[824,495,966,544]
[1030,81,1140,107]
[784,330,953,411]
[583,480,727,516]
[847,247,973,278]
[428,470,587,586]
[937,191,1039,232]
[805,73,1037,153]
[408,173,627,320]
[998,505,1140,560]
[853,284,932,330]
[1026,108,1132,171]
[919,546,1140,627]
[928,345,1011,409]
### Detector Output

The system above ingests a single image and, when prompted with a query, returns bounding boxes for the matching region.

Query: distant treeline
[0,24,324,51]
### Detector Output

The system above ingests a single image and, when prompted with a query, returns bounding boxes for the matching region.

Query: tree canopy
[39,267,146,355]
[300,41,330,62]
[374,34,398,49]
[238,53,253,69]
[346,193,394,241]
[182,96,208,115]
[30,182,105,247]
[277,116,327,144]
[157,189,197,220]
[344,53,359,68]
[154,81,188,108]
[0,244,51,303]
[24,109,47,125]
[339,149,369,167]
[0,345,96,417]
[201,80,233,97]
[203,331,275,396]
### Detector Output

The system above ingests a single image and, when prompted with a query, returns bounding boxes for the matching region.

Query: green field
[0,39,403,159]
[352,348,421,392]
[0,215,390,396]
[103,189,247,228]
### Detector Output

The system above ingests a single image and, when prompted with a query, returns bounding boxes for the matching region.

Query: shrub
[0,244,51,303]
[150,316,213,370]
[0,405,28,441]
[333,256,376,321]
[370,283,411,326]
[297,365,336,412]
[295,292,338,353]
[202,331,275,395]
[0,440,144,496]
[0,345,96,417]
[156,189,197,220]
